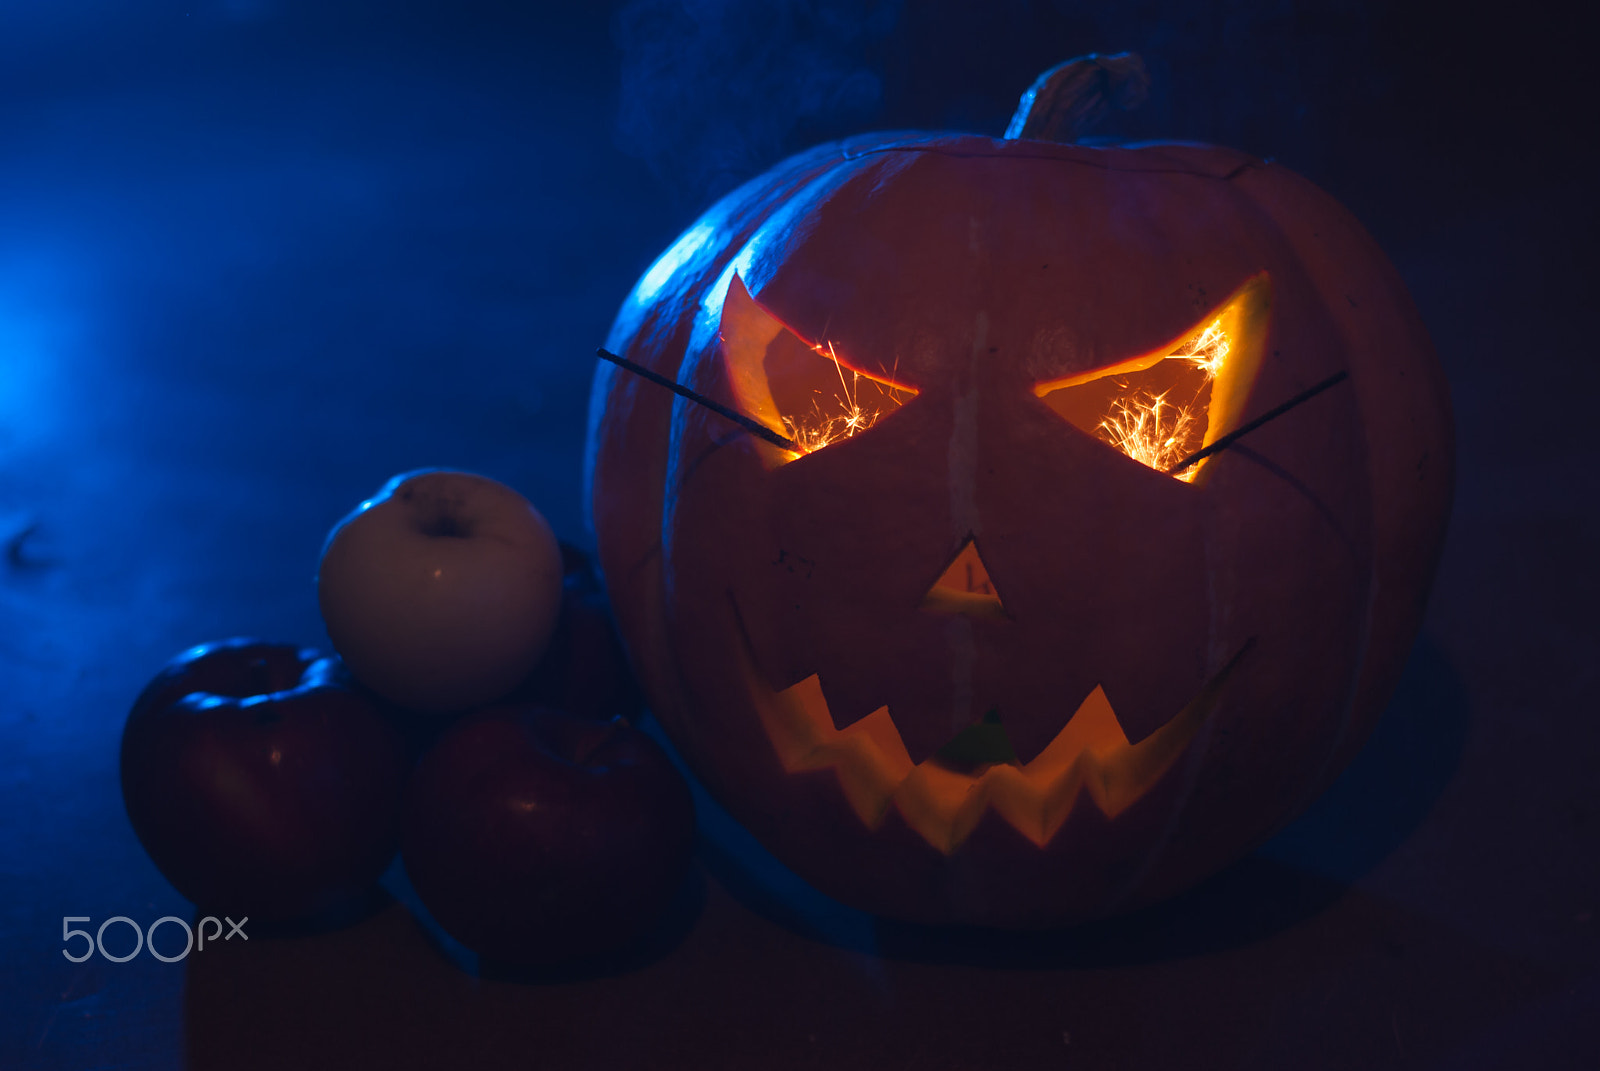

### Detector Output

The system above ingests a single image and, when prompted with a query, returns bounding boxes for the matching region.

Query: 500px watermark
[61,915,247,963]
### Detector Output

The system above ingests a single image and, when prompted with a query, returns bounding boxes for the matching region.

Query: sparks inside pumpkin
[724,270,1272,484]
[720,275,918,458]
[1036,272,1272,482]
[711,270,1279,855]
[589,56,1453,927]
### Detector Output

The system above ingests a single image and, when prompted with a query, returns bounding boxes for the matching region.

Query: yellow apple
[317,469,562,714]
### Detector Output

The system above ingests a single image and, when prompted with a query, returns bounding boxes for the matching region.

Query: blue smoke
[610,0,1386,212]
[612,0,901,210]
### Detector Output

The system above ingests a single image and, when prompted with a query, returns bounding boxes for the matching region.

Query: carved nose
[919,537,1009,620]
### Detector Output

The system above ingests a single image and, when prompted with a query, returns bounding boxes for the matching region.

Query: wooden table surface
[2,3,1595,1068]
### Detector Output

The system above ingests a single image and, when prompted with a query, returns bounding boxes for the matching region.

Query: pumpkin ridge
[838,138,1262,180]
[591,54,1452,924]
[1228,442,1362,562]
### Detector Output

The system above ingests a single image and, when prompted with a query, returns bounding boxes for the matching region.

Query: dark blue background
[2,2,1595,1068]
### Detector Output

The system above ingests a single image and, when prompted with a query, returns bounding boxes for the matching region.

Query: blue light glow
[0,281,72,449]
[632,219,717,308]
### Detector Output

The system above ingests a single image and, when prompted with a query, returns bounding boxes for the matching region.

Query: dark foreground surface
[2,2,1595,1068]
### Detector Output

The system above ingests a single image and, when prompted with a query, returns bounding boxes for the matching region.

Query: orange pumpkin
[585,56,1453,926]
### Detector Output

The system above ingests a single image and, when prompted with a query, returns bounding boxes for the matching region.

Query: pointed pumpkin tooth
[1042,757,1093,836]
[880,685,990,766]
[754,670,910,829]
[969,652,1103,765]
[816,670,891,734]
[748,617,1247,856]
[984,764,1052,846]
[893,762,994,854]
[1093,639,1255,816]
[780,674,836,734]
[1078,747,1123,816]
[793,707,909,828]
[1023,685,1129,771]
[840,706,914,777]
[1095,656,1206,746]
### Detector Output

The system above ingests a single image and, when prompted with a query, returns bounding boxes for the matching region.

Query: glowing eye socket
[719,275,918,458]
[1034,274,1271,481]
[773,338,915,455]
[1045,324,1225,482]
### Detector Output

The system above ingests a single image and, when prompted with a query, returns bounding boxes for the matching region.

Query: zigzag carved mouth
[740,640,1253,855]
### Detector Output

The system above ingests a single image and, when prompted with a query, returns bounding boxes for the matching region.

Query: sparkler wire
[596,347,801,452]
[598,346,1349,478]
[1166,370,1350,475]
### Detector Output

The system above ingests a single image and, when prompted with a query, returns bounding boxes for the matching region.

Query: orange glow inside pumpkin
[919,538,1009,620]
[742,641,1250,853]
[711,273,1266,852]
[781,339,916,454]
[1035,273,1272,481]
[719,275,917,458]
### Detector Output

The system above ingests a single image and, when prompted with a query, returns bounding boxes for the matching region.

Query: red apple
[510,542,644,723]
[120,638,407,922]
[402,703,695,965]
[317,469,563,715]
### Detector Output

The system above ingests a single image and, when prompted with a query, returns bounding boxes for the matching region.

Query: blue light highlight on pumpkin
[632,219,716,308]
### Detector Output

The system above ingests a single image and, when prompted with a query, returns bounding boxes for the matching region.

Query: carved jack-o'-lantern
[585,56,1453,927]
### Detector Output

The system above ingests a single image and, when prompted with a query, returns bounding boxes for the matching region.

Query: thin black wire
[1166,370,1350,475]
[596,348,800,452]
[598,345,1349,473]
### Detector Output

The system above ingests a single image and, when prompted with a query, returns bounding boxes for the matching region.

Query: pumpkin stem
[1004,53,1150,144]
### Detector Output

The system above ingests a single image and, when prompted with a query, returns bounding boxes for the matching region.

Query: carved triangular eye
[1035,274,1271,482]
[720,275,917,457]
